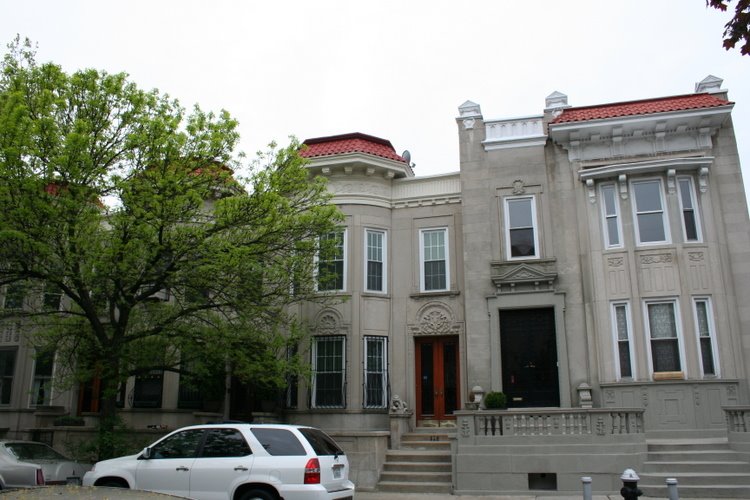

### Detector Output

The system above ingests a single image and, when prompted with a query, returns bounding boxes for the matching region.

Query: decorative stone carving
[586,179,595,203]
[315,310,348,335]
[577,383,593,409]
[491,259,558,294]
[640,254,673,264]
[460,418,471,438]
[608,257,624,268]
[699,167,709,193]
[512,180,526,195]
[409,303,463,336]
[390,395,409,414]
[641,387,649,407]
[688,252,705,262]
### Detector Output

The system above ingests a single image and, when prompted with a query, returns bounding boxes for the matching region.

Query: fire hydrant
[620,468,643,500]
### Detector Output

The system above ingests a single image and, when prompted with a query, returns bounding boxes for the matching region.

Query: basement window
[528,472,557,491]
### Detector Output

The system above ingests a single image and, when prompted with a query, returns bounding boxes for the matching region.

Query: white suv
[82,423,354,500]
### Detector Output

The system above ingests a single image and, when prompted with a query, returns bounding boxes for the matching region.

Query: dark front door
[500,307,560,407]
[415,336,460,421]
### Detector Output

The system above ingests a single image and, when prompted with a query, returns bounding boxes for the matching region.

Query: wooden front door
[415,336,460,421]
[500,307,560,407]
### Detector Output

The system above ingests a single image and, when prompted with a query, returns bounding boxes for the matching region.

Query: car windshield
[297,428,344,456]
[5,443,68,461]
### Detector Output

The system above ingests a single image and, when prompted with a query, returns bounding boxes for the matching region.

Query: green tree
[707,0,750,55]
[0,38,342,458]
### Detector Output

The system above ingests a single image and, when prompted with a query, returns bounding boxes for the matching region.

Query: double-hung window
[612,302,634,379]
[600,184,623,248]
[30,350,54,407]
[420,228,449,292]
[693,298,718,376]
[312,336,345,408]
[363,336,388,408]
[645,300,683,375]
[317,230,346,292]
[0,349,16,405]
[3,283,25,310]
[632,179,670,245]
[505,196,539,259]
[365,229,386,293]
[678,176,701,242]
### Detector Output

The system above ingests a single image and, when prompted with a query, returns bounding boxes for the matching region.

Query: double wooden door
[415,336,460,421]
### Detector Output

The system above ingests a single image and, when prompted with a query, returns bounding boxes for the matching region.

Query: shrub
[484,391,507,409]
[53,415,85,426]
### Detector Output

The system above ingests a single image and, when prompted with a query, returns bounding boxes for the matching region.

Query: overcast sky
[2,1,748,193]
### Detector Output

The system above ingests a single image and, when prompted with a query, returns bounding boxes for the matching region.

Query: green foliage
[707,0,750,55]
[484,391,507,409]
[53,415,85,426]
[0,37,343,456]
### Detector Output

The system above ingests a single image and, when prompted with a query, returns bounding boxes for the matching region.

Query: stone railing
[725,406,750,432]
[458,408,645,438]
[482,115,546,150]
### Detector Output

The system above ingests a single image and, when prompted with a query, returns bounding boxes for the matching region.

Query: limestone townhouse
[2,75,750,495]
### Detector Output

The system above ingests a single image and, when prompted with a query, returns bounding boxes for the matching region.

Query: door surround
[487,291,571,407]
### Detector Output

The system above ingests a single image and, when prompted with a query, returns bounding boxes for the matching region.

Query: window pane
[508,199,533,228]
[615,306,629,341]
[606,218,620,246]
[700,338,716,375]
[3,283,25,310]
[250,428,305,456]
[634,181,663,212]
[133,370,164,408]
[0,350,16,405]
[152,429,204,459]
[602,185,617,215]
[638,213,666,242]
[652,339,681,372]
[510,228,535,257]
[679,179,694,208]
[201,429,251,458]
[318,231,345,291]
[683,212,698,241]
[424,261,446,290]
[313,337,345,408]
[648,303,677,338]
[365,337,387,408]
[618,342,633,378]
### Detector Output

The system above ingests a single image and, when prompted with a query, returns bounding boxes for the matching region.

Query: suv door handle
[234,466,248,471]
[176,466,189,472]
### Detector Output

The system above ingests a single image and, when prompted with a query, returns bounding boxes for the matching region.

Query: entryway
[499,307,560,407]
[415,336,460,424]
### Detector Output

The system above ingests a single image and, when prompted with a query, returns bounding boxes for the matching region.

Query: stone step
[648,440,731,452]
[385,449,451,463]
[383,461,451,473]
[402,433,453,442]
[643,460,750,473]
[647,450,744,462]
[376,480,452,494]
[378,470,452,483]
[640,484,750,499]
[640,472,750,487]
[399,440,451,451]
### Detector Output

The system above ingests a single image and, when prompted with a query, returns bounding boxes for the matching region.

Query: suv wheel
[238,488,275,500]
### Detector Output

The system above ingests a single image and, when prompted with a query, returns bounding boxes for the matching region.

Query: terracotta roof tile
[301,133,405,163]
[551,93,731,124]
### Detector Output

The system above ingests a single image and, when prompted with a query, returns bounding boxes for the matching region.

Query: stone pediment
[490,259,558,293]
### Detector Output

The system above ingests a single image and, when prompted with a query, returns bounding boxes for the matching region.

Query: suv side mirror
[141,447,152,460]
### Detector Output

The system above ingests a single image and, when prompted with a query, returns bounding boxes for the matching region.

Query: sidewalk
[355,493,731,500]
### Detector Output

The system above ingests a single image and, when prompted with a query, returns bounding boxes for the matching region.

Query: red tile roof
[301,133,406,163]
[551,93,732,124]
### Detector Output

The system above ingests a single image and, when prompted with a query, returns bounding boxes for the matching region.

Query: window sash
[420,229,449,291]
[601,184,622,248]
[0,349,16,405]
[317,230,346,291]
[505,196,538,258]
[30,350,54,407]
[312,336,345,408]
[365,230,386,292]
[632,180,669,245]
[612,303,634,379]
[133,370,164,408]
[364,337,388,408]
[694,298,717,376]
[646,301,682,374]
[678,177,701,242]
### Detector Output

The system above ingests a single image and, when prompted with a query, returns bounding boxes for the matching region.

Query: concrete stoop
[640,438,750,498]
[376,429,454,494]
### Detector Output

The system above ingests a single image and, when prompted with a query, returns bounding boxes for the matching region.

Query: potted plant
[483,391,507,410]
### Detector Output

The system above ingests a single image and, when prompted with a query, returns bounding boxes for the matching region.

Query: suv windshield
[298,428,344,456]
